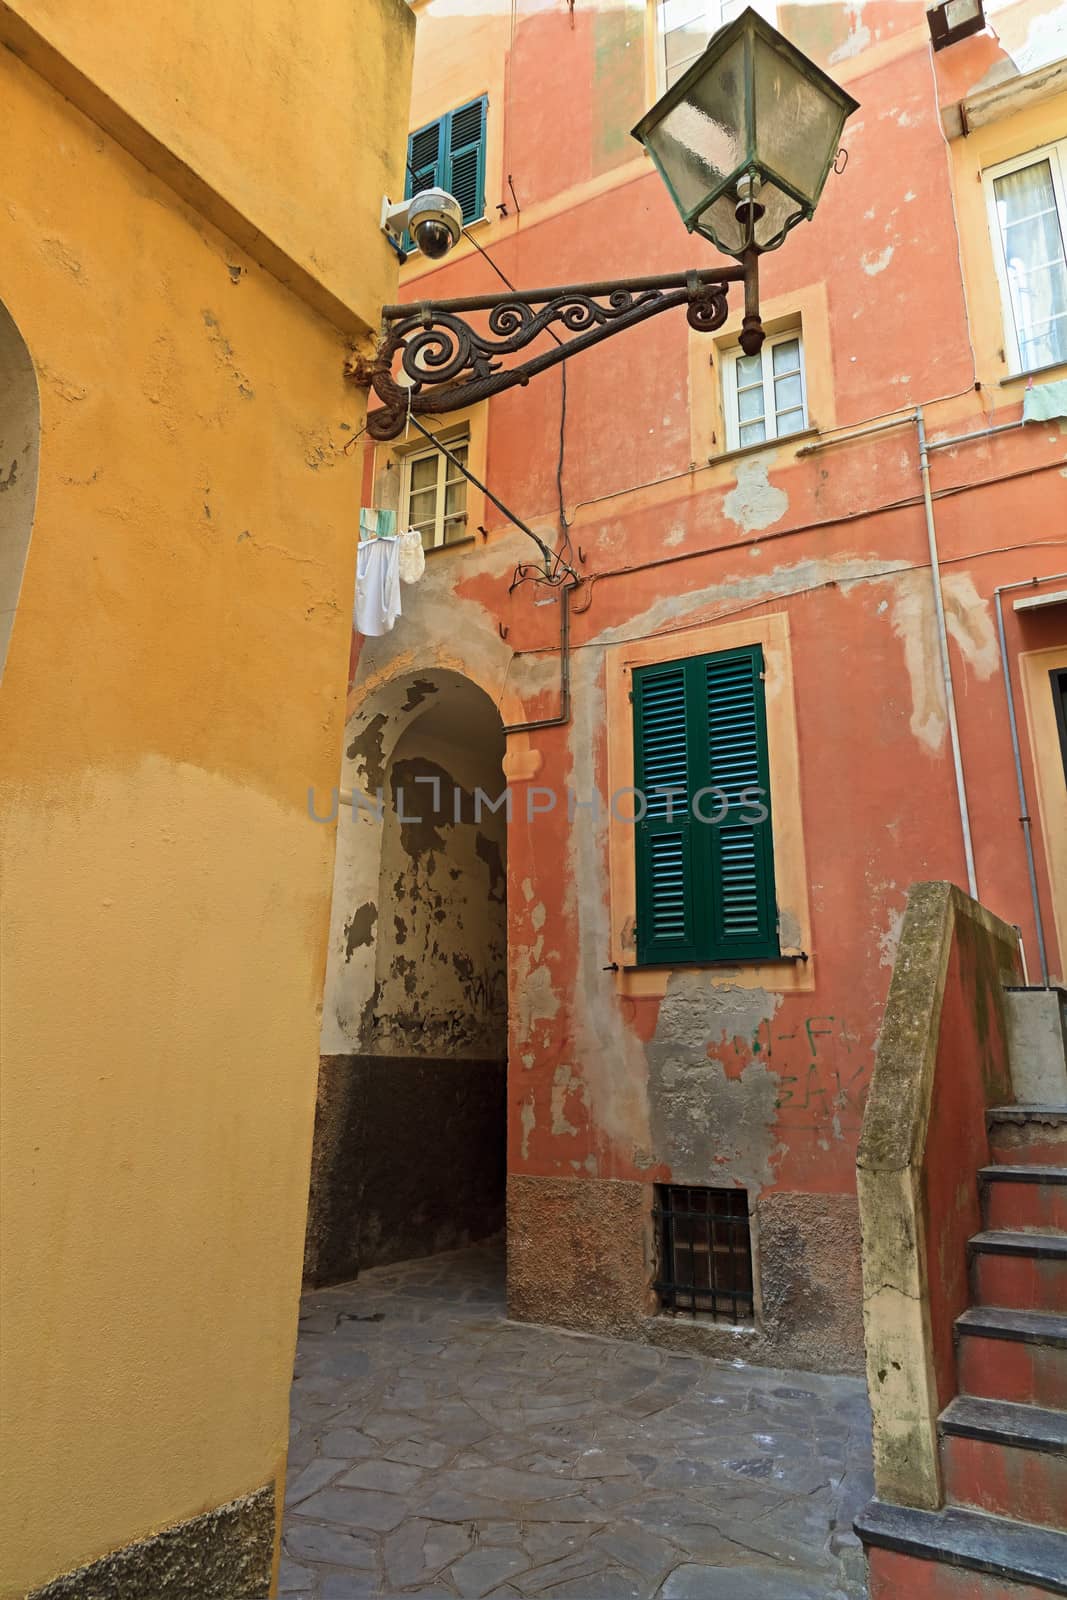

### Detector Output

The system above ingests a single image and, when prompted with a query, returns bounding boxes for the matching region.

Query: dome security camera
[380,188,463,262]
[408,189,463,259]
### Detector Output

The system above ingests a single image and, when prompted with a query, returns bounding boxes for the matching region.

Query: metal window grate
[654,1185,754,1323]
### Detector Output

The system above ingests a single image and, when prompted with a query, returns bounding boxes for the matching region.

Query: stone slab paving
[282,1243,872,1599]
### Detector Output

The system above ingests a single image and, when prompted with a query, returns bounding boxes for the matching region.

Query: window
[401,433,469,550]
[654,1185,755,1322]
[656,0,774,89]
[1052,667,1067,789]
[984,139,1067,374]
[721,329,807,450]
[632,644,778,964]
[405,97,488,248]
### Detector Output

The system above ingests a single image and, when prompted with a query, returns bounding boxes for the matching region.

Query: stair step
[940,1395,1067,1453]
[957,1308,1067,1406]
[856,1499,1067,1596]
[971,1229,1067,1314]
[939,1397,1067,1531]
[981,1168,1067,1232]
[970,1229,1067,1257]
[957,1306,1067,1347]
[989,1107,1067,1168]
[980,1165,1067,1184]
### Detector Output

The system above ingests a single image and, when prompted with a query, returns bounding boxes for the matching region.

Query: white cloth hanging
[397,527,425,586]
[355,535,401,636]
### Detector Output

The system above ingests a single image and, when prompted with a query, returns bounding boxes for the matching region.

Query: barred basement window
[654,1185,754,1323]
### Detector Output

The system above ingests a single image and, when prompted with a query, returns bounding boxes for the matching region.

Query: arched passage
[307,672,508,1282]
[0,302,40,682]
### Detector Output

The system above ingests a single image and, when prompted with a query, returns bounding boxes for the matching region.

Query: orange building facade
[311,0,1067,1375]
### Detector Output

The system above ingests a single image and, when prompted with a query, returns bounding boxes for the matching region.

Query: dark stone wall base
[27,1485,274,1600]
[304,1053,506,1286]
[507,1174,865,1376]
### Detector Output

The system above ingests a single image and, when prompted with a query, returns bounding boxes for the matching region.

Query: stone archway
[0,301,40,683]
[306,671,508,1284]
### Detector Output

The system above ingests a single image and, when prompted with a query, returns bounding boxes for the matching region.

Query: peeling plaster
[722,459,789,534]
[879,903,906,969]
[565,650,652,1159]
[943,573,999,681]
[589,554,911,650]
[888,569,947,752]
[862,247,894,276]
[646,974,783,1187]
[343,900,377,961]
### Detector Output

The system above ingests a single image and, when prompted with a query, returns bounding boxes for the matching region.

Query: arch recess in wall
[0,301,40,683]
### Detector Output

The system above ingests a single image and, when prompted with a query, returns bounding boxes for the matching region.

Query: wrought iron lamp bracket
[347,261,754,442]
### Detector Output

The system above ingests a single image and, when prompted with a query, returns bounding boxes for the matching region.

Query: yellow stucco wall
[0,1,412,1589]
[0,0,414,336]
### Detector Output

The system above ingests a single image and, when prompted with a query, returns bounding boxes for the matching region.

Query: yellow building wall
[0,1,412,1591]
[0,0,413,337]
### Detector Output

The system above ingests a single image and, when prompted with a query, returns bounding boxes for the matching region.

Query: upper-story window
[401,431,470,550]
[405,98,488,249]
[721,328,808,450]
[984,138,1067,375]
[656,0,774,89]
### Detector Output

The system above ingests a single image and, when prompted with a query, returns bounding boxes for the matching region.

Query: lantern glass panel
[641,32,749,223]
[752,31,848,207]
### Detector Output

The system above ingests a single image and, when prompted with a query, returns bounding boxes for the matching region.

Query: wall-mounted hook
[499,622,509,640]
[578,545,588,564]
[833,147,849,175]
[478,524,490,541]
[496,203,508,219]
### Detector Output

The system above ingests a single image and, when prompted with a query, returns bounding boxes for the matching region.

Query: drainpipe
[915,406,978,900]
[992,575,1067,989]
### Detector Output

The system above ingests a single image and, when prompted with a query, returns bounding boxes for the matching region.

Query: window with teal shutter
[404,97,488,250]
[633,646,779,965]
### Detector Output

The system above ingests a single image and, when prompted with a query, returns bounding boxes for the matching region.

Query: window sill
[999,359,1067,387]
[624,952,807,971]
[708,427,819,468]
[424,533,476,557]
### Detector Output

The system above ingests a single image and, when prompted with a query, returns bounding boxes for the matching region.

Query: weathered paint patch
[646,973,782,1188]
[942,572,999,680]
[888,568,947,752]
[862,247,894,276]
[343,900,377,960]
[722,459,789,534]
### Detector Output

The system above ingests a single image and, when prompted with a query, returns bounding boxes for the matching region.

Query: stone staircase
[857,1102,1067,1596]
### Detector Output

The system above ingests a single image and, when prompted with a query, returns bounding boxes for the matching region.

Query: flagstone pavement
[282,1242,872,1599]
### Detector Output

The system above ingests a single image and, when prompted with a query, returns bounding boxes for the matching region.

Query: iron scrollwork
[349,268,743,441]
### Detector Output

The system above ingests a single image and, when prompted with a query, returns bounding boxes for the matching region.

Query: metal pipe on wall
[915,406,978,900]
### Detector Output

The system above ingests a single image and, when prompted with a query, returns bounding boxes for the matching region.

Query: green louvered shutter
[634,662,702,964]
[446,97,487,225]
[403,118,444,251]
[633,646,778,965]
[703,646,779,960]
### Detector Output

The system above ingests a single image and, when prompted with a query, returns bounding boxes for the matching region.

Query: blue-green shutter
[403,118,443,252]
[703,648,779,961]
[446,97,487,225]
[404,99,487,252]
[633,646,778,965]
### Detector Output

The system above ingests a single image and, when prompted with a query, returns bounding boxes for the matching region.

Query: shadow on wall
[0,300,40,683]
[305,674,509,1286]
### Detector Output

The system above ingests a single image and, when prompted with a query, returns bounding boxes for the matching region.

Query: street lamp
[350,6,858,440]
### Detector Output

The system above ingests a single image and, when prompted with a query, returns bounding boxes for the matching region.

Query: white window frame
[983,137,1067,377]
[654,0,775,93]
[721,327,808,452]
[399,430,471,550]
